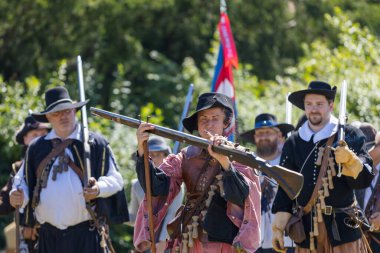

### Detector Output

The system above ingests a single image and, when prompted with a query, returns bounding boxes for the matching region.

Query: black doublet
[272,125,374,248]
[22,131,129,227]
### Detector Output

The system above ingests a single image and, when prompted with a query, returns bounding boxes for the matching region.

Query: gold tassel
[310,231,316,251]
[316,203,323,223]
[100,229,107,248]
[192,216,199,239]
[328,157,336,176]
[182,233,188,253]
[313,216,319,236]
[327,169,334,189]
[205,190,215,208]
[318,190,326,210]
[316,147,325,166]
[322,178,329,197]
[187,225,194,248]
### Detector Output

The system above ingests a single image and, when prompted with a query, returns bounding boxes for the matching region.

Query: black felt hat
[32,86,88,123]
[15,115,50,145]
[288,81,337,110]
[240,113,294,144]
[182,92,233,133]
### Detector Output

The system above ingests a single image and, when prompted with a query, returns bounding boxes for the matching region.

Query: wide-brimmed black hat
[288,81,337,110]
[182,92,233,133]
[15,115,50,145]
[240,113,294,144]
[32,86,88,123]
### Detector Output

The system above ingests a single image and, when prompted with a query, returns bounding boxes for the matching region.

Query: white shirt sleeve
[127,179,140,225]
[97,148,124,198]
[9,164,29,212]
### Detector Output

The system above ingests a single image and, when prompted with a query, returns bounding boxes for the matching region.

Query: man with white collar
[9,86,129,253]
[241,113,295,253]
[271,81,374,253]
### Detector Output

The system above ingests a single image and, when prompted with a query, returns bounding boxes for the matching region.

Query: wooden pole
[142,130,156,253]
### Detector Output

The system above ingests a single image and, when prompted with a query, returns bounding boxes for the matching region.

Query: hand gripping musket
[173,83,194,154]
[142,117,156,253]
[337,80,348,177]
[90,107,304,200]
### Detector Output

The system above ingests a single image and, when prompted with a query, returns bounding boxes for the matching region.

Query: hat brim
[15,123,50,145]
[240,123,294,144]
[183,102,232,133]
[32,100,89,123]
[367,142,376,152]
[149,146,171,154]
[288,89,336,110]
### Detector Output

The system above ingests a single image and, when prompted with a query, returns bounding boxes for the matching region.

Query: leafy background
[1,0,380,250]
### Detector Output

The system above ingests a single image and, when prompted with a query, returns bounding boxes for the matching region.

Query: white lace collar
[299,115,338,143]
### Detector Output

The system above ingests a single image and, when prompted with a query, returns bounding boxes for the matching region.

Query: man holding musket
[9,86,129,253]
[272,81,374,253]
[240,113,295,253]
[133,92,261,252]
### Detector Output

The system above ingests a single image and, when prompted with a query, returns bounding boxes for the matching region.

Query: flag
[211,11,239,141]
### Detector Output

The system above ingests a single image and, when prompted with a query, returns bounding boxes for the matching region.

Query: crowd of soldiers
[0,80,379,253]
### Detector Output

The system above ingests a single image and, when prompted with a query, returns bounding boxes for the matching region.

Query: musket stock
[90,107,304,200]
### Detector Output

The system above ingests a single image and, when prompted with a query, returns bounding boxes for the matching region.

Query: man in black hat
[1,115,49,253]
[241,113,295,253]
[9,86,129,253]
[133,92,261,253]
[271,81,374,253]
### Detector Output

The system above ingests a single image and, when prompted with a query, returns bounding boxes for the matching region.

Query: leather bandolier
[23,133,129,253]
[167,146,237,252]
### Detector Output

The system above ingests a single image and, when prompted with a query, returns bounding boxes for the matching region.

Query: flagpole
[220,0,227,13]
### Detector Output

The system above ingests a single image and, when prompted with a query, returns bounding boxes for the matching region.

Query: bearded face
[254,128,281,158]
[256,137,278,157]
[304,94,333,128]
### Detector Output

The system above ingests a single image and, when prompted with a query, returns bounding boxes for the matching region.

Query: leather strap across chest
[303,134,335,214]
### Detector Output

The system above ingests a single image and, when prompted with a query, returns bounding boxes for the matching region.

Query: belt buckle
[324,205,332,215]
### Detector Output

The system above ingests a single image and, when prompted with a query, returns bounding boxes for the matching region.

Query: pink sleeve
[227,162,261,253]
[133,153,184,252]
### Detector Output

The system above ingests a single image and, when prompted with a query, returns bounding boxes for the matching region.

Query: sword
[337,80,348,177]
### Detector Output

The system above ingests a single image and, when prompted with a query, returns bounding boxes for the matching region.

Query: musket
[173,83,194,154]
[286,92,292,138]
[90,107,304,200]
[77,56,91,185]
[337,80,348,177]
[142,117,156,253]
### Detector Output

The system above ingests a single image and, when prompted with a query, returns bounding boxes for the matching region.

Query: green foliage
[2,1,380,251]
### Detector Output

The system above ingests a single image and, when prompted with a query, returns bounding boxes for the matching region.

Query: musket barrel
[77,56,91,184]
[90,107,303,200]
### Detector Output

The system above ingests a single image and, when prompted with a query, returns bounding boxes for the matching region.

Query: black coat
[272,124,374,248]
[23,131,129,227]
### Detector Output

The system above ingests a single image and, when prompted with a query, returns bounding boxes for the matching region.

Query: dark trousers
[37,221,102,253]
[371,239,380,253]
[255,247,295,253]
